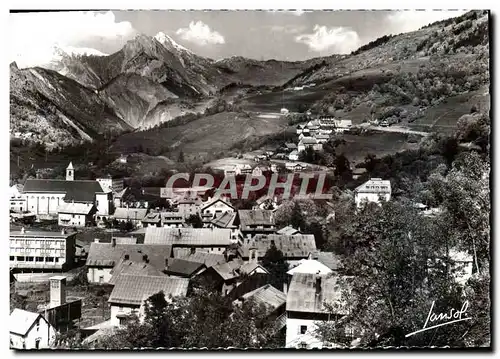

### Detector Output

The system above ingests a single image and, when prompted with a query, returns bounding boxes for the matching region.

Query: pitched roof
[299,137,318,145]
[180,251,226,267]
[109,260,164,285]
[212,260,244,281]
[286,273,350,314]
[201,198,235,212]
[287,259,333,276]
[165,258,206,277]
[289,150,299,156]
[108,274,189,306]
[315,252,341,271]
[10,309,45,336]
[354,178,391,194]
[142,212,161,223]
[23,179,104,202]
[86,243,172,268]
[144,227,232,246]
[211,212,237,228]
[277,226,301,236]
[58,202,95,215]
[239,284,287,312]
[160,211,184,223]
[113,208,148,221]
[285,143,298,149]
[238,210,275,232]
[67,162,74,170]
[239,262,269,275]
[239,234,317,259]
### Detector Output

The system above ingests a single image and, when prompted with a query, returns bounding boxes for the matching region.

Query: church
[22,163,112,220]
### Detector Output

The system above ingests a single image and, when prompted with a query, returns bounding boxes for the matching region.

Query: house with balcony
[354,178,392,208]
[58,202,96,227]
[237,210,277,239]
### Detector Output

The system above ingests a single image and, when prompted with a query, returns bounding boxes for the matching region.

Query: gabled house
[240,164,253,175]
[210,212,240,242]
[201,198,235,219]
[333,119,353,133]
[298,137,322,152]
[85,240,172,284]
[142,212,161,227]
[108,274,189,327]
[237,210,277,239]
[285,273,352,349]
[58,202,96,227]
[239,234,318,266]
[160,211,185,228]
[354,178,391,208]
[10,184,26,213]
[112,207,148,227]
[144,227,232,255]
[10,309,56,350]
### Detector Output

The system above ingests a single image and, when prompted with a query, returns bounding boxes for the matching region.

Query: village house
[239,234,318,266]
[237,210,277,239]
[96,176,124,194]
[108,274,189,327]
[85,239,172,284]
[276,225,301,236]
[285,162,306,172]
[144,227,232,255]
[333,119,353,133]
[288,150,299,161]
[9,228,76,272]
[10,184,27,213]
[354,178,392,208]
[233,284,287,334]
[296,124,306,135]
[160,211,185,228]
[176,197,203,219]
[285,273,352,349]
[314,133,330,144]
[22,163,110,219]
[298,137,322,152]
[286,259,333,281]
[10,309,56,349]
[112,207,148,227]
[108,258,165,286]
[252,166,265,177]
[201,197,235,219]
[58,202,96,227]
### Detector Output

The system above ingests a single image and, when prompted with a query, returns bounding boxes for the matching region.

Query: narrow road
[359,123,429,136]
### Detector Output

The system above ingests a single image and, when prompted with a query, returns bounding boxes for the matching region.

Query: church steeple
[66,162,74,181]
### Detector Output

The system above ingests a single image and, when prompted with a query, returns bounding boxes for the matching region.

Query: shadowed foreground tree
[261,244,289,292]
[90,288,283,349]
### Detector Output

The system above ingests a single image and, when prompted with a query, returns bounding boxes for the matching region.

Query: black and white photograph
[7,8,491,351]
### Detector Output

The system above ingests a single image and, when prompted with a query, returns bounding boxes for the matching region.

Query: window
[16,256,25,261]
[99,276,104,284]
[35,339,40,350]
[55,257,59,263]
[300,325,307,334]
[299,342,307,349]
[46,257,54,262]
[119,317,126,326]
[36,320,40,332]
[26,257,34,262]
[36,257,44,262]
[9,256,14,261]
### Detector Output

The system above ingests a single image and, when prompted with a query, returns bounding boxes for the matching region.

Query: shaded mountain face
[10,66,131,149]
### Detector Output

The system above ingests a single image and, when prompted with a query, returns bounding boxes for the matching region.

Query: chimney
[178,228,182,237]
[61,228,66,235]
[21,227,25,234]
[143,254,149,263]
[315,275,322,296]
[165,258,169,267]
[112,238,116,247]
[94,238,100,243]
[49,276,66,308]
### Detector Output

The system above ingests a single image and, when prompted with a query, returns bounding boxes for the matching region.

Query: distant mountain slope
[10,64,131,149]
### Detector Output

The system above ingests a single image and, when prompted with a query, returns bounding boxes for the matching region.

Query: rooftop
[144,227,232,247]
[165,258,206,277]
[211,212,238,228]
[109,260,164,285]
[276,225,301,236]
[179,252,226,267]
[239,234,317,259]
[238,210,275,231]
[113,208,148,221]
[287,259,333,276]
[354,178,391,194]
[23,179,104,202]
[10,229,75,238]
[286,273,350,314]
[10,309,44,336]
[108,274,189,306]
[58,202,95,215]
[238,284,286,312]
[315,252,341,271]
[86,243,172,268]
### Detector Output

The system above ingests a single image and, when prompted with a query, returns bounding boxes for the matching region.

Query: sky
[9,9,468,67]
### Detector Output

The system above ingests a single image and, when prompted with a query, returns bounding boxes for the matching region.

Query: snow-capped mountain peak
[154,32,193,54]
